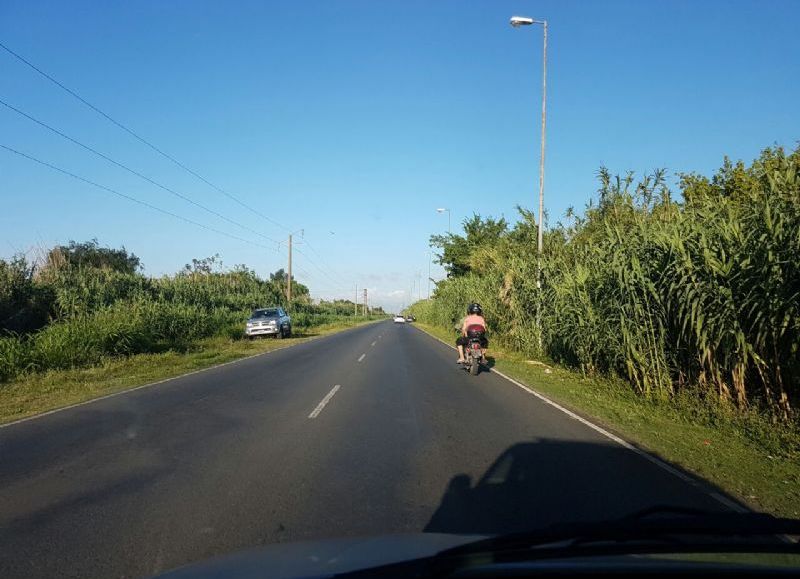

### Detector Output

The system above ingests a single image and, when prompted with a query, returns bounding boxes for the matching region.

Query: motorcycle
[462,325,487,376]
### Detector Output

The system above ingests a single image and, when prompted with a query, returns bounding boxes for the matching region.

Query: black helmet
[467,303,483,315]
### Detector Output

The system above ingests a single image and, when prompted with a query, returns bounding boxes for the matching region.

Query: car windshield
[251,309,278,318]
[1,2,798,578]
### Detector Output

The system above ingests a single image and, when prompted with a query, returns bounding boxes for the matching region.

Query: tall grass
[413,146,800,420]
[0,256,378,382]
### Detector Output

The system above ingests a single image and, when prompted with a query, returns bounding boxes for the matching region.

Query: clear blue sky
[1,0,798,311]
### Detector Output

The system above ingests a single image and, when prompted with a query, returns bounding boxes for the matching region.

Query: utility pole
[363,288,368,316]
[355,283,358,316]
[280,229,303,308]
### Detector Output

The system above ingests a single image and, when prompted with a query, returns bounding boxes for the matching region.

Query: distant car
[393,315,406,323]
[405,315,415,322]
[246,307,292,339]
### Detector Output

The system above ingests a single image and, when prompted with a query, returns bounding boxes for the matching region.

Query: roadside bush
[415,145,800,420]
[0,255,54,333]
[0,335,30,382]
[0,245,379,382]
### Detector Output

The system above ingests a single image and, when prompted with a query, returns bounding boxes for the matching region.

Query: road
[0,320,736,578]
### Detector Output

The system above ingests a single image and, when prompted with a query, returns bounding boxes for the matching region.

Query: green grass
[414,322,800,519]
[0,317,380,425]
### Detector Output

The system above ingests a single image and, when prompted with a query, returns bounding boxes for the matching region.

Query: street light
[510,16,534,27]
[436,207,451,233]
[509,15,547,261]
[511,14,548,352]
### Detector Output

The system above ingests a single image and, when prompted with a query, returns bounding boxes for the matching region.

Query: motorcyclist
[456,303,488,364]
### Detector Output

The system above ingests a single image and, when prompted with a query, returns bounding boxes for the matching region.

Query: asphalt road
[0,320,736,578]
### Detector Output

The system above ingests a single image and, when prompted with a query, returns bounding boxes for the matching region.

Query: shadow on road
[291,331,320,339]
[424,439,744,535]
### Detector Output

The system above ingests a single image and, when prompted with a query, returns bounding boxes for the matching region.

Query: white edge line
[371,341,376,347]
[410,325,749,513]
[1,322,382,430]
[308,384,341,419]
[357,353,366,362]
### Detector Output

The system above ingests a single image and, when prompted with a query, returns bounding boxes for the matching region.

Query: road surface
[0,320,735,578]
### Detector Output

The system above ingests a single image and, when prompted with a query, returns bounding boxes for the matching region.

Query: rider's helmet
[467,303,483,315]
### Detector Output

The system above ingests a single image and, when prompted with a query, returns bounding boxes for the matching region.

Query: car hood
[155,533,482,579]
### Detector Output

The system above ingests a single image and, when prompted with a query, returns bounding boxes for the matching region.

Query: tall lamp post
[511,15,548,351]
[436,207,451,234]
[510,15,547,263]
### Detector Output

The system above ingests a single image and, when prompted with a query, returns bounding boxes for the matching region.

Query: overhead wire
[0,143,278,253]
[1,41,356,290]
[0,40,291,233]
[297,238,351,287]
[293,247,351,291]
[0,97,281,246]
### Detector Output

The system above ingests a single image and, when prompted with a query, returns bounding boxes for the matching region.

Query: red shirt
[463,314,486,333]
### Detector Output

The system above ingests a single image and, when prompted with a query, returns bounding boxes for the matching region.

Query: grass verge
[0,318,380,425]
[414,322,800,519]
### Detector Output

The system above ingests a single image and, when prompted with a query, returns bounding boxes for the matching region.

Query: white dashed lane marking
[308,385,341,419]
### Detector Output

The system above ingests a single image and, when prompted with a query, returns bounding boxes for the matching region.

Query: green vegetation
[0,240,384,384]
[411,145,800,515]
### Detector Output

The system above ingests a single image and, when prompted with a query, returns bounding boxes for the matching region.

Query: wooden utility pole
[287,234,292,304]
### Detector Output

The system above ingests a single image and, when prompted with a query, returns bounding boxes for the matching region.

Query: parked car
[245,307,292,339]
[393,315,406,323]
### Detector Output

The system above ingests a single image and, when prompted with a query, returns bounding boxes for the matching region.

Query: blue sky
[1,0,798,311]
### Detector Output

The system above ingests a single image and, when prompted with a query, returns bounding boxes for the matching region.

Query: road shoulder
[0,318,384,427]
[410,322,800,519]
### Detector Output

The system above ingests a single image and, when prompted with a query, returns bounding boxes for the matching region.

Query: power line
[293,247,351,291]
[1,41,355,287]
[0,97,281,246]
[293,265,313,279]
[0,143,279,253]
[298,238,351,287]
[0,40,291,233]
[0,42,360,290]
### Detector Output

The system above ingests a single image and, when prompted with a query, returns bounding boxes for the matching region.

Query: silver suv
[245,307,292,339]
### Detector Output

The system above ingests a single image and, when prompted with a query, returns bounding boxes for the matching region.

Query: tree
[268,269,310,304]
[182,254,222,275]
[47,239,141,274]
[430,214,508,277]
[269,269,287,282]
